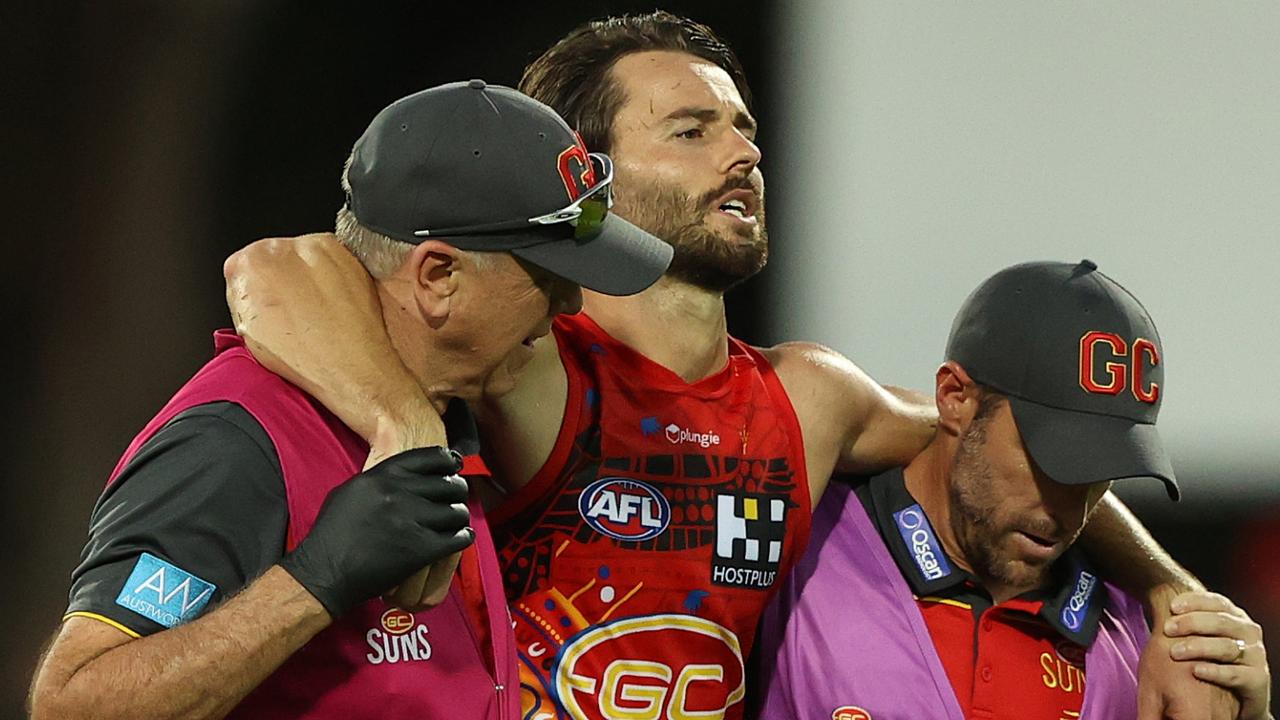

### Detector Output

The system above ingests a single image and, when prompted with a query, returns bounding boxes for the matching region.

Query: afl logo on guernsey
[579,477,671,541]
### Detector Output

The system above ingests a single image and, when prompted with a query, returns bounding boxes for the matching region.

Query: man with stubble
[223,12,1243,719]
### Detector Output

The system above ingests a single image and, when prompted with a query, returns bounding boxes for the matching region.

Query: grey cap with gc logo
[945,259,1179,500]
[345,80,672,296]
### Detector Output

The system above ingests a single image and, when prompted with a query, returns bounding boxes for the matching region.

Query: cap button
[468,79,487,90]
[1079,258,1098,271]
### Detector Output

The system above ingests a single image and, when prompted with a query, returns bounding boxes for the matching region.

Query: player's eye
[675,127,704,140]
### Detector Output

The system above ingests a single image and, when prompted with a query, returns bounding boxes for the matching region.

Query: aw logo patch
[579,477,671,541]
[711,493,787,590]
[115,552,216,628]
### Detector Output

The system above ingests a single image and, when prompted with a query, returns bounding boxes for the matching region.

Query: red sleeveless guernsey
[105,330,518,719]
[489,313,811,720]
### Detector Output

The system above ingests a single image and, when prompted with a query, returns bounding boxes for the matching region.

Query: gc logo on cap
[345,80,672,296]
[945,259,1179,500]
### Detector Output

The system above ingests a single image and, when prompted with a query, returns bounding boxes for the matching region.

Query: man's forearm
[1081,492,1204,612]
[32,566,330,720]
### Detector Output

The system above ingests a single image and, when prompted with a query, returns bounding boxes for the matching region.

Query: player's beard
[612,175,768,293]
[948,421,1060,594]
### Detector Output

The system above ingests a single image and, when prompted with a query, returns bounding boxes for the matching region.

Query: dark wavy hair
[519,10,753,154]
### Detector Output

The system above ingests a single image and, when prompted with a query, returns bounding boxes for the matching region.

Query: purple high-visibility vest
[756,481,1149,719]
[106,330,518,719]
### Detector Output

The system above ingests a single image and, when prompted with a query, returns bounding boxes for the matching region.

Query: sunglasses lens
[573,195,608,240]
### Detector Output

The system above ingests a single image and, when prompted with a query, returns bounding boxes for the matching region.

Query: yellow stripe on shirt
[63,611,142,638]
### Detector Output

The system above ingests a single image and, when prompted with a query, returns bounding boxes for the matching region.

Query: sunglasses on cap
[412,153,614,242]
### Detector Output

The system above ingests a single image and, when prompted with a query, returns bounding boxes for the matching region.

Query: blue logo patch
[579,477,671,541]
[116,553,216,628]
[639,416,661,437]
[683,590,710,612]
[1060,568,1097,631]
[893,504,952,582]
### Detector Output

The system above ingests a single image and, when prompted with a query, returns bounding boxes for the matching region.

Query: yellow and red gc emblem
[553,614,744,719]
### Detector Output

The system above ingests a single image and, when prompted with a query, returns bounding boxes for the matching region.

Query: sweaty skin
[224,50,1240,720]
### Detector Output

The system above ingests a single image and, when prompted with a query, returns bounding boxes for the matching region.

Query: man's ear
[406,240,462,327]
[935,361,980,437]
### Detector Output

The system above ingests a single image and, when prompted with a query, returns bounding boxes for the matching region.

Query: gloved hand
[278,447,474,617]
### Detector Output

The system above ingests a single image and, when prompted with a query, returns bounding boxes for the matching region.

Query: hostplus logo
[712,493,787,589]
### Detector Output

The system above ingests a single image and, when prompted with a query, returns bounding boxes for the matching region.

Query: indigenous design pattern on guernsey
[493,424,801,719]
[494,424,800,601]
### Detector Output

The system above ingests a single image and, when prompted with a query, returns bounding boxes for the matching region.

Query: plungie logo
[664,423,721,448]
[579,477,671,541]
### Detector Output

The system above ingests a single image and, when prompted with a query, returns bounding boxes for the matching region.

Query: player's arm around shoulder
[762,342,937,497]
[225,233,447,460]
[475,329,569,492]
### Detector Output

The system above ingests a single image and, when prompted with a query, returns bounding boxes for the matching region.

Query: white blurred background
[770,1,1280,511]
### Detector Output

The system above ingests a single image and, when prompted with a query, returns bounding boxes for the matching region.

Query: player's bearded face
[611,169,767,292]
[600,50,768,293]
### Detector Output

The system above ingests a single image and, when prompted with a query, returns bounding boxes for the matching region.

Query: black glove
[278,446,474,618]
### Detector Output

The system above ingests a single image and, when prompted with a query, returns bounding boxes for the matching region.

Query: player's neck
[582,276,729,384]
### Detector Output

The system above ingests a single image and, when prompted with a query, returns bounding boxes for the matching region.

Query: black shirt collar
[855,468,1106,646]
[443,398,481,457]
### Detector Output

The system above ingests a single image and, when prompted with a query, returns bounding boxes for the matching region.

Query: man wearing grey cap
[218,12,1253,718]
[755,260,1271,720]
[28,80,670,720]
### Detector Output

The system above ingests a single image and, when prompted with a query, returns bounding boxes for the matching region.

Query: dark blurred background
[2,2,1273,718]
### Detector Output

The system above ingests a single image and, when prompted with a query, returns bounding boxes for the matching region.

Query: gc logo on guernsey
[365,608,432,665]
[892,505,952,582]
[553,614,745,720]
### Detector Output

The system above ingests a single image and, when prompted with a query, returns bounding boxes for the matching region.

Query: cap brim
[511,214,672,296]
[1007,396,1180,501]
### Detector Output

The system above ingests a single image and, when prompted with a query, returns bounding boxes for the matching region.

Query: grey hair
[335,153,501,279]
[335,153,413,279]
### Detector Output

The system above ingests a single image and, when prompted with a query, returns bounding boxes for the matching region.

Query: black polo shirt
[65,400,479,638]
